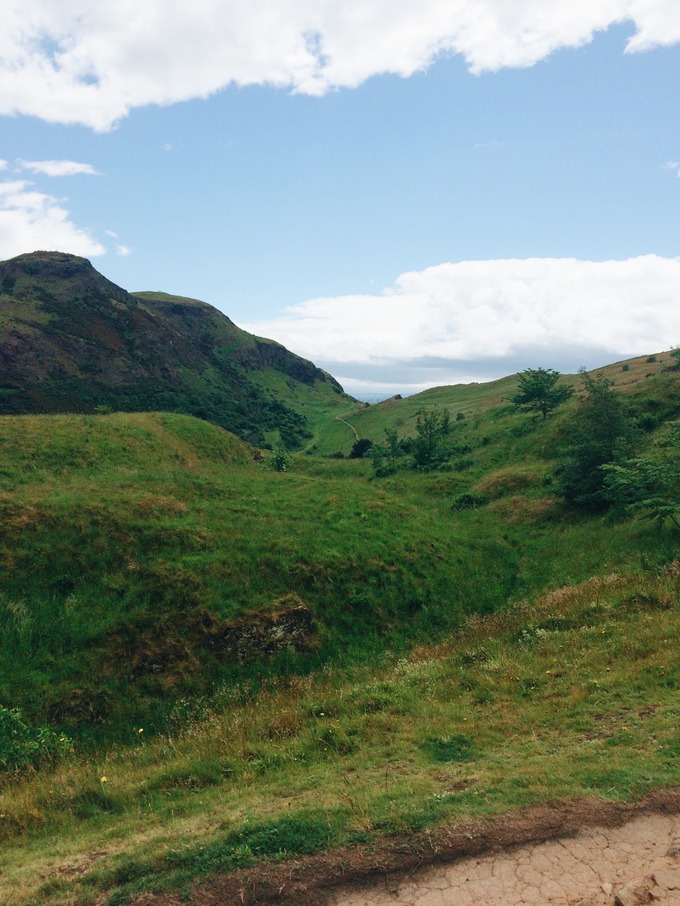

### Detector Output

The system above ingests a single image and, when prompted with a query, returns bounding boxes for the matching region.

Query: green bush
[0,705,71,773]
[555,370,636,511]
[349,438,374,459]
[452,492,487,511]
[269,448,290,472]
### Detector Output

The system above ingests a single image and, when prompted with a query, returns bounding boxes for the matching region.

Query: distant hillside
[0,251,352,446]
[312,350,680,456]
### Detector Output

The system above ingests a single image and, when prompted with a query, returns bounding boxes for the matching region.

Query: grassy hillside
[1,569,678,905]
[0,353,677,904]
[311,350,679,457]
[0,412,550,738]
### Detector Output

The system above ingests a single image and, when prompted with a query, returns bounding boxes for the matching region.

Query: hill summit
[0,250,348,446]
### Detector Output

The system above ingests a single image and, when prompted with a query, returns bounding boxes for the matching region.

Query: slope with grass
[0,567,678,905]
[311,350,679,458]
[0,353,677,905]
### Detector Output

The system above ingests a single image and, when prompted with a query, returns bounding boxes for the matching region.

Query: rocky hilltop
[0,251,348,445]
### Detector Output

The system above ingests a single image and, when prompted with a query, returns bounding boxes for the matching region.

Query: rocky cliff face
[0,251,347,445]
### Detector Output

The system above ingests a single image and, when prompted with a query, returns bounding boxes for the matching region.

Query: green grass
[0,565,677,904]
[309,351,679,458]
[0,353,677,903]
[0,369,676,742]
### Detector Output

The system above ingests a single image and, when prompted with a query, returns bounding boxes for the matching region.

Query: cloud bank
[243,256,680,396]
[2,2,680,129]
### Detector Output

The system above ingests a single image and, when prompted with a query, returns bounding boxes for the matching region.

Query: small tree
[269,447,290,472]
[411,408,452,471]
[603,424,680,528]
[384,428,402,470]
[555,370,636,511]
[349,438,374,459]
[511,368,574,420]
[370,428,403,477]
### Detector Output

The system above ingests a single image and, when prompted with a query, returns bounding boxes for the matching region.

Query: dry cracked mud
[136,791,680,906]
[329,812,680,906]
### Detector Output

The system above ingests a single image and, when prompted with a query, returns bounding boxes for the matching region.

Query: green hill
[312,350,680,457]
[0,337,677,903]
[0,251,353,447]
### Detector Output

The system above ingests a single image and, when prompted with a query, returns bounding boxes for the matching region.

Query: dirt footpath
[139,792,680,905]
[329,812,680,906]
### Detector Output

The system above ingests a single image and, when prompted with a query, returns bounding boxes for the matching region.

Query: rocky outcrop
[202,596,315,663]
[102,596,316,684]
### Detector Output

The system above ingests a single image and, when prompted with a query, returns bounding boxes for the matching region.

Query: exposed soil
[129,789,680,905]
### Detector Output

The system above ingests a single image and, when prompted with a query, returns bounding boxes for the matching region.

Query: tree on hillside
[349,438,374,459]
[410,408,452,471]
[511,367,574,420]
[370,427,405,477]
[555,370,636,511]
[603,423,680,529]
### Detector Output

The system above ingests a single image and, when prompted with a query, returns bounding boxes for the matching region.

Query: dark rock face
[207,601,315,663]
[97,597,316,686]
[0,251,347,445]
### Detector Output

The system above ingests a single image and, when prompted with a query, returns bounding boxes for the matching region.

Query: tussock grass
[472,465,544,499]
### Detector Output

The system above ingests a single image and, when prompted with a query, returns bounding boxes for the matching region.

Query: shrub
[411,408,453,471]
[555,370,636,511]
[0,706,71,773]
[349,438,374,459]
[269,448,290,472]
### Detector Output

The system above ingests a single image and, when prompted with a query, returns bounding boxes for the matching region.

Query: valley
[0,253,678,904]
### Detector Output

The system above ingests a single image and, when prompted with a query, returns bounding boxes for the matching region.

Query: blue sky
[1,3,680,397]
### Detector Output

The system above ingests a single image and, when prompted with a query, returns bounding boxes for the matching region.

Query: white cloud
[1,2,679,129]
[242,256,680,395]
[0,179,105,259]
[0,160,7,170]
[17,159,99,177]
[115,244,131,256]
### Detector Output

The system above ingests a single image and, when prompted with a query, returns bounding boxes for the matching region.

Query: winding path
[334,416,360,441]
